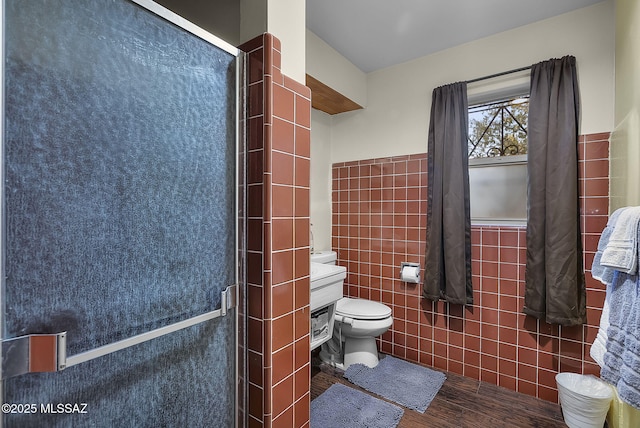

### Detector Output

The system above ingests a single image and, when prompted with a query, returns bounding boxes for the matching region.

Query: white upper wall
[240,0,306,83]
[267,0,305,82]
[310,109,334,252]
[329,0,615,163]
[306,30,367,107]
[610,0,640,211]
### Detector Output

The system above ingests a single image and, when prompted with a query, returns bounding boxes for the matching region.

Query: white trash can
[556,373,613,428]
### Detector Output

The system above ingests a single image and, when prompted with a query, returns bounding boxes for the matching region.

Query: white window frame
[467,70,530,226]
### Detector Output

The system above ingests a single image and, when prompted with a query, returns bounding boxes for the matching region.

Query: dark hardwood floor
[311,357,567,428]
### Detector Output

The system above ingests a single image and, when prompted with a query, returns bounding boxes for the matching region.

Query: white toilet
[311,251,393,369]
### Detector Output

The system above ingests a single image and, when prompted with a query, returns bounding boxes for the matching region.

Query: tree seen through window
[468,97,529,159]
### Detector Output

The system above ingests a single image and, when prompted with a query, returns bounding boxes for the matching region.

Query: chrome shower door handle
[2,332,67,379]
[1,284,237,380]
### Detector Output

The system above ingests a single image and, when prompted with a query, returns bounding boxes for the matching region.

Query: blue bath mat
[310,383,404,428]
[344,355,446,413]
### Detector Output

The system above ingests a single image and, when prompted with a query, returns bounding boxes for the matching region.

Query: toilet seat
[336,298,392,320]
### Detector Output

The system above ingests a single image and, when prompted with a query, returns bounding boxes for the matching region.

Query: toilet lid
[336,298,392,320]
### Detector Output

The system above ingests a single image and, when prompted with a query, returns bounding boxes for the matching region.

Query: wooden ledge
[306,74,363,115]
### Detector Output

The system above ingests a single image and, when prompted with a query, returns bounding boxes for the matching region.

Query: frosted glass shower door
[1,0,240,426]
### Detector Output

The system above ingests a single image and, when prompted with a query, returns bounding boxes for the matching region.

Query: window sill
[469,154,527,167]
[471,219,527,227]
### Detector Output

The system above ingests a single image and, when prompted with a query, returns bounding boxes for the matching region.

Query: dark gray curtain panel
[424,82,473,305]
[524,56,586,326]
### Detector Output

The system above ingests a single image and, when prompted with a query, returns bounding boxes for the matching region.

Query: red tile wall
[331,132,610,403]
[241,34,312,428]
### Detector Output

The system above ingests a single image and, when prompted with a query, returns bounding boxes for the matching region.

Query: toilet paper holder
[399,262,421,283]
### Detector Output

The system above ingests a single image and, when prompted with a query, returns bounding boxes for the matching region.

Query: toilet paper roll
[401,265,420,283]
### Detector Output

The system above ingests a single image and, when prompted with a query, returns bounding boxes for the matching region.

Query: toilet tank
[311,250,337,265]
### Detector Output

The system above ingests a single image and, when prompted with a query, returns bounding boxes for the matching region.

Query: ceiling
[306,0,605,73]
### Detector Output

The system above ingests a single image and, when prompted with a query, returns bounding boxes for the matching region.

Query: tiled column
[241,34,312,428]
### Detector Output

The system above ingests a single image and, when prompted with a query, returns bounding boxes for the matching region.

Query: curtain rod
[466,65,531,84]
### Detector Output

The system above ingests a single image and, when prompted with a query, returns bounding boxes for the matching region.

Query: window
[468,97,528,159]
[467,76,530,225]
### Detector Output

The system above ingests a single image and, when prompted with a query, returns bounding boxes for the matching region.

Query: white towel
[592,208,623,284]
[590,282,610,367]
[590,208,623,368]
[601,206,640,274]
